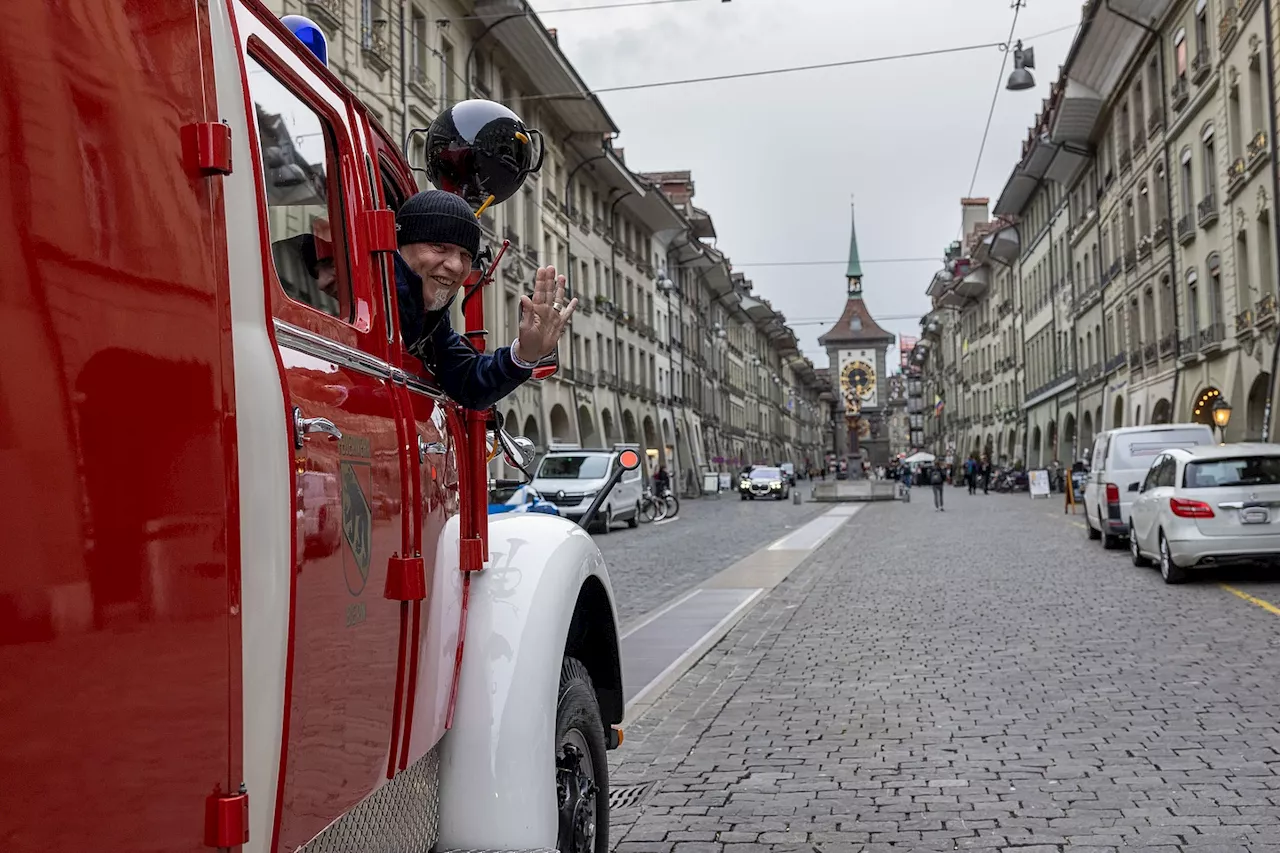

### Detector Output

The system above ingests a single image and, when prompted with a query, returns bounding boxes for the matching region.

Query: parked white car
[1127,442,1280,582]
[1083,423,1217,548]
[532,444,643,532]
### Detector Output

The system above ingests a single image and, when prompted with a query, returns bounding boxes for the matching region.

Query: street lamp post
[1212,398,1233,444]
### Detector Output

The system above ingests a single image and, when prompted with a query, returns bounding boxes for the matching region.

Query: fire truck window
[246,56,352,321]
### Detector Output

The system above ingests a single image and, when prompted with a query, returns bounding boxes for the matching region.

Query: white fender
[436,513,621,851]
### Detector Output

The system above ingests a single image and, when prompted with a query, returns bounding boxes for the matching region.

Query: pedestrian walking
[981,456,991,495]
[931,463,946,511]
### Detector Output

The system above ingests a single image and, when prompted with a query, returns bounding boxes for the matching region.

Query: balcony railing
[1228,157,1248,194]
[1257,293,1278,326]
[1198,321,1226,350]
[1137,236,1153,261]
[1172,77,1190,112]
[1124,248,1137,271]
[1179,332,1198,358]
[1133,130,1147,154]
[1143,341,1158,364]
[1105,351,1127,373]
[1235,308,1254,334]
[1129,350,1143,372]
[1159,331,1177,358]
[1153,217,1170,245]
[1197,192,1219,227]
[1177,212,1196,244]
[1191,47,1211,85]
[1106,257,1122,282]
[1248,130,1270,165]
[1220,2,1239,50]
[1148,108,1163,135]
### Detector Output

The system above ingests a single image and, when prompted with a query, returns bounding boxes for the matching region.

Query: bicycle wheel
[640,498,659,523]
[662,493,679,518]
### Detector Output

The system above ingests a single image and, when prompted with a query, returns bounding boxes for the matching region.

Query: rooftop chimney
[960,197,990,244]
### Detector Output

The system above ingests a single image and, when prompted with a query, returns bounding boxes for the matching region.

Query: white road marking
[620,588,702,639]
[653,516,680,526]
[625,588,764,711]
[768,505,864,551]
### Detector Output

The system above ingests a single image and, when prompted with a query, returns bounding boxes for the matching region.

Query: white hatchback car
[1127,442,1280,583]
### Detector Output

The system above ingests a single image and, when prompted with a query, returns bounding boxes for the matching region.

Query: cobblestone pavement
[596,490,829,626]
[608,488,1280,853]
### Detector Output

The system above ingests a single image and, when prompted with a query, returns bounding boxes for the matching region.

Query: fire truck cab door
[236,19,404,851]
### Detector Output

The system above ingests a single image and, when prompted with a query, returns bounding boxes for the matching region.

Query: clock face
[842,359,876,400]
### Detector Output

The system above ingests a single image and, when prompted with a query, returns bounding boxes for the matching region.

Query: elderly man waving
[394,189,578,410]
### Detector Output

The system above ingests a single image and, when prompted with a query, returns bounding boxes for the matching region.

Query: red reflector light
[1170,497,1215,518]
[1105,483,1120,503]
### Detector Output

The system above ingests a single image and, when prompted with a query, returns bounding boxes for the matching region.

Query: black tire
[1129,523,1149,567]
[663,494,679,518]
[1100,510,1119,549]
[626,508,638,529]
[556,658,609,853]
[593,506,612,535]
[640,499,659,523]
[739,493,747,501]
[1158,532,1188,584]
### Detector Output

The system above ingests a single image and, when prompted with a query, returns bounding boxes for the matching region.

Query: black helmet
[424,99,544,209]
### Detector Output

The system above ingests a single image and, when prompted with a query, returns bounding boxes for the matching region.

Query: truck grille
[545,493,585,507]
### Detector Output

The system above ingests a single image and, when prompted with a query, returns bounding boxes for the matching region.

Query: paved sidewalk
[608,491,1280,853]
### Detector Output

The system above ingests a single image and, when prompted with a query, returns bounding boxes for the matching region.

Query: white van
[532,444,643,533]
[1083,423,1217,548]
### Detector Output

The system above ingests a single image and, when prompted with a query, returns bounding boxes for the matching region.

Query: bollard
[792,489,802,505]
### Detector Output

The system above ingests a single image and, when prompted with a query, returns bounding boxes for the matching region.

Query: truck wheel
[556,658,609,853]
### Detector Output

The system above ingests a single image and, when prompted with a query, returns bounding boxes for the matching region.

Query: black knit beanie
[396,189,481,258]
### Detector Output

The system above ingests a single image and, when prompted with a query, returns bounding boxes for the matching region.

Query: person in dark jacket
[395,189,577,410]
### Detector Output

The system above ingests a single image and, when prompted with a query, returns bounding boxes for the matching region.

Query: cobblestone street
[595,491,829,626]
[608,489,1280,853]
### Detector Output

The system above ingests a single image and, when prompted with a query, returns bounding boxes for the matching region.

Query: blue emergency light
[281,15,328,67]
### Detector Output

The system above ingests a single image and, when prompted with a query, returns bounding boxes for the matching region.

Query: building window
[1180,147,1194,215]
[1201,125,1217,200]
[1186,268,1201,333]
[1174,28,1187,78]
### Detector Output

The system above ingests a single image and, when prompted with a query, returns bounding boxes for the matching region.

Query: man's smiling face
[399,242,474,311]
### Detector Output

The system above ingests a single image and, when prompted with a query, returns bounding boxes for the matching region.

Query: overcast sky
[529,0,1081,370]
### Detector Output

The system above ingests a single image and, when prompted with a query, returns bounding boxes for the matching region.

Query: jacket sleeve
[429,316,533,411]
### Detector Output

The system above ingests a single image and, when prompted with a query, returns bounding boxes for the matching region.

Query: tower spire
[846,199,863,297]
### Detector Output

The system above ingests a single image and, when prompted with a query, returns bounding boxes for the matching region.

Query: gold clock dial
[841,360,876,400]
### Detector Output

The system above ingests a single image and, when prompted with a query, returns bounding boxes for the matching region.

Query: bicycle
[638,486,667,523]
[659,488,679,519]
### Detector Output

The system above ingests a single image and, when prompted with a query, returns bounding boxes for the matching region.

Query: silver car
[1126,442,1280,583]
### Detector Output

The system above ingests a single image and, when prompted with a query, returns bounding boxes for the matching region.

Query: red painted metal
[183,121,234,175]
[385,555,428,601]
[205,790,251,848]
[363,209,398,253]
[0,3,238,851]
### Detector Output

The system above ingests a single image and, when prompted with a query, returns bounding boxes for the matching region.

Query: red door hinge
[385,553,427,600]
[459,537,485,572]
[183,121,233,176]
[363,208,398,253]
[204,787,249,848]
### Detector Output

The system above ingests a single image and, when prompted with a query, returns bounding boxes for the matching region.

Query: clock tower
[817,203,895,474]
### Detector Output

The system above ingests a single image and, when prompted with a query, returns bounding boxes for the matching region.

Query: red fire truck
[0,3,629,852]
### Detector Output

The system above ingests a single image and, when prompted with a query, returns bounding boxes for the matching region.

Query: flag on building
[934,394,944,417]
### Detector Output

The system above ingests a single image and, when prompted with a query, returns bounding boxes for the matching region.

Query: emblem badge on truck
[340,460,372,595]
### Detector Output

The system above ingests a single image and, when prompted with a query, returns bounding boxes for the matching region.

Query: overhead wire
[963,0,1025,203]
[521,41,1006,100]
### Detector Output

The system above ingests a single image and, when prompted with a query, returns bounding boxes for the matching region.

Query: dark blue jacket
[395,253,531,410]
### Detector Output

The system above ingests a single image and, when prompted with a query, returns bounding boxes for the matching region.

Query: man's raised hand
[514,265,578,363]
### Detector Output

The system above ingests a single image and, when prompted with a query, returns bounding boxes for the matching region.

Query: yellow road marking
[1068,521,1087,530]
[1221,584,1280,617]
